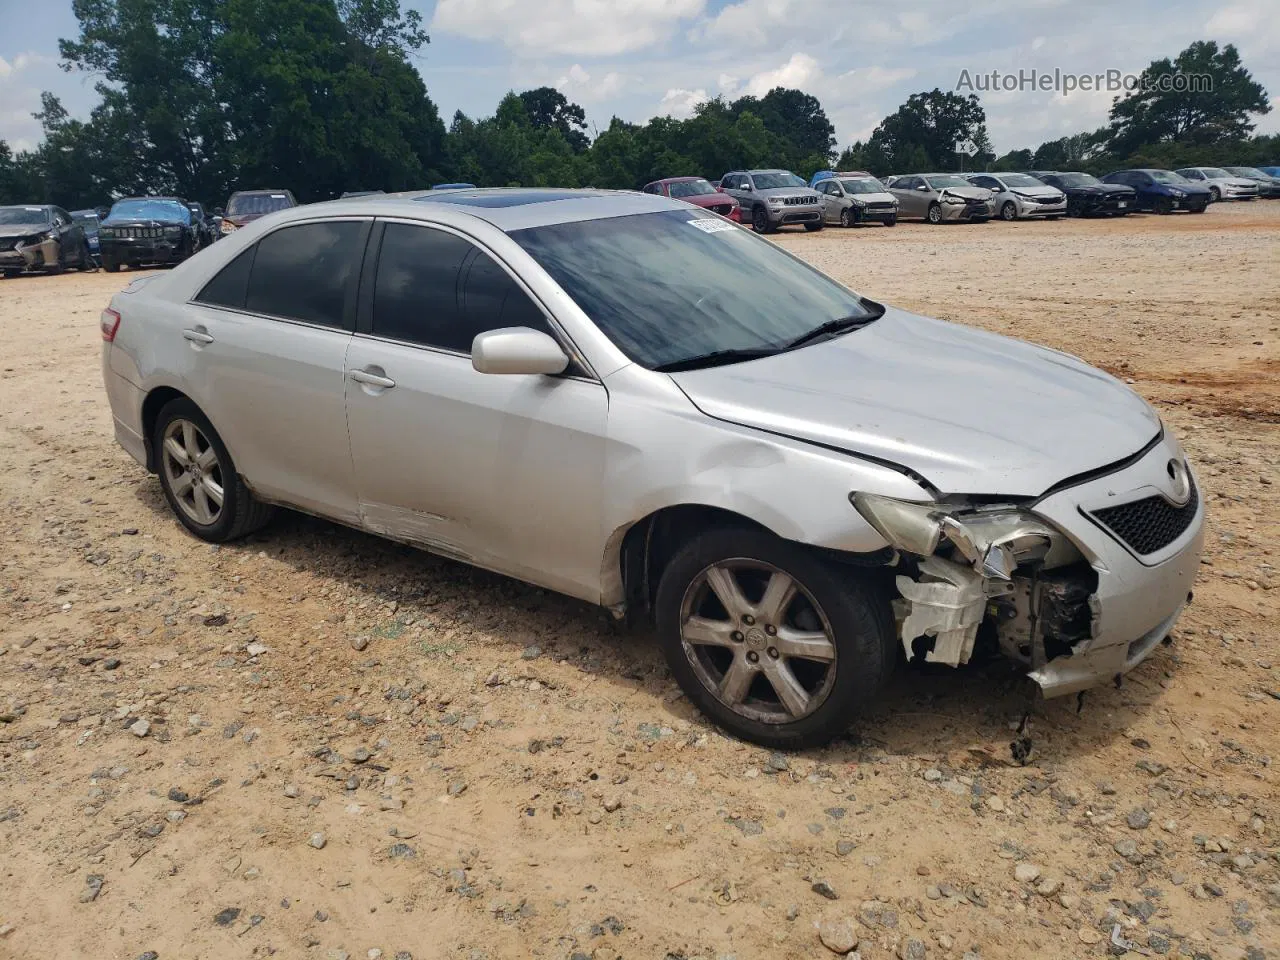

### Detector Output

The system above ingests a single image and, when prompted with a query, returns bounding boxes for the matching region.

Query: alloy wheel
[840,208,852,227]
[161,418,225,525]
[927,203,942,224]
[1001,201,1017,221]
[678,560,837,724]
[752,207,768,233]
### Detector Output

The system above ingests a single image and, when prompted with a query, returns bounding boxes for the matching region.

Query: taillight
[100,307,121,342]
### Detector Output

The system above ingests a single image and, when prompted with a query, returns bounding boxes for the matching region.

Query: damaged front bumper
[858,430,1205,697]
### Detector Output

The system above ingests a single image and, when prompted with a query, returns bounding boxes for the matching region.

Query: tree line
[0,0,1273,211]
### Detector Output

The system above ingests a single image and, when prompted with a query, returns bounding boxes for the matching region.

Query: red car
[641,177,741,221]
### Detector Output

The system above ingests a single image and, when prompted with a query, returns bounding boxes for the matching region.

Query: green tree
[865,89,990,171]
[991,148,1033,172]
[732,88,836,167]
[1106,41,1270,155]
[519,87,590,153]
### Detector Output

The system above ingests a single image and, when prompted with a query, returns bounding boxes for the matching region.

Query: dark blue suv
[1101,169,1211,214]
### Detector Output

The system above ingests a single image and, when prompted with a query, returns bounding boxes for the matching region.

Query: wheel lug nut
[767,647,780,659]
[731,631,744,642]
[746,651,759,663]
[742,615,755,626]
[765,624,777,636]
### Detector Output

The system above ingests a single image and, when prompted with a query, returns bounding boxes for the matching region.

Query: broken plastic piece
[894,556,988,667]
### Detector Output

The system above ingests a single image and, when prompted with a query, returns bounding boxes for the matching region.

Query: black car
[187,201,219,247]
[0,204,93,276]
[1026,171,1136,217]
[99,197,202,271]
[1101,169,1211,214]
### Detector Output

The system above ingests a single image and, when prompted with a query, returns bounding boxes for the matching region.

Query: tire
[839,207,853,228]
[1155,197,1174,215]
[926,202,943,224]
[1190,203,1207,214]
[803,221,823,232]
[654,526,895,748]
[751,206,770,234]
[1209,187,1220,203]
[883,216,896,227]
[1046,215,1061,220]
[153,397,273,543]
[79,240,95,270]
[1000,200,1017,221]
[103,260,121,272]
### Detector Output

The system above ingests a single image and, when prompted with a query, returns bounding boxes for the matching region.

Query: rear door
[183,217,369,523]
[343,219,609,600]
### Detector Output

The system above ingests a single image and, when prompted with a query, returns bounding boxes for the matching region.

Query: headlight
[1171,189,1185,198]
[768,197,785,206]
[165,225,183,235]
[852,198,866,206]
[220,220,237,233]
[26,230,54,244]
[851,493,1059,579]
[942,195,965,204]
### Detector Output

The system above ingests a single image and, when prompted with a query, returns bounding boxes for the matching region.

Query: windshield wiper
[783,305,883,351]
[652,347,779,373]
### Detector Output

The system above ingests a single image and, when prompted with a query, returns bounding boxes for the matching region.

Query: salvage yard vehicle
[641,177,741,222]
[100,188,1205,748]
[220,189,297,235]
[1174,167,1259,202]
[889,174,994,223]
[1221,166,1280,198]
[965,172,1066,220]
[717,169,823,233]
[1101,170,1210,214]
[71,208,104,266]
[99,197,204,272]
[1028,172,1134,217]
[814,175,898,227]
[0,204,93,276]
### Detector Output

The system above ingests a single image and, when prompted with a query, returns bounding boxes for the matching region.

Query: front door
[344,220,610,601]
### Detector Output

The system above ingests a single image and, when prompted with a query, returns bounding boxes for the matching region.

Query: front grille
[865,202,895,210]
[709,203,733,215]
[0,239,15,251]
[1092,477,1199,555]
[107,226,164,239]
[783,195,818,206]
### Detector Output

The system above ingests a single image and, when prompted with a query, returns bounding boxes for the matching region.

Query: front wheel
[804,221,823,232]
[153,398,273,542]
[883,215,897,227]
[926,202,943,224]
[1155,197,1174,215]
[1000,200,1017,221]
[751,206,771,234]
[655,526,895,748]
[839,207,853,228]
[1208,187,1220,203]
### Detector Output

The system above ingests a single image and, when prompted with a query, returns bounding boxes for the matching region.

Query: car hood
[1010,186,1065,199]
[102,218,187,228]
[847,192,896,204]
[0,224,48,239]
[682,192,739,208]
[667,306,1160,498]
[937,186,992,201]
[1067,183,1133,196]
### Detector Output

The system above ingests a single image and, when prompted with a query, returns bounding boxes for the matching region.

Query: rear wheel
[655,526,894,748]
[153,398,273,543]
[1000,200,1017,221]
[926,202,943,224]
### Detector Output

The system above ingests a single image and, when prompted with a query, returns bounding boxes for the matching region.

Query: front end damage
[853,494,1102,692]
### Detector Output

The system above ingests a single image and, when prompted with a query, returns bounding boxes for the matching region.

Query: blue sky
[3,0,1277,156]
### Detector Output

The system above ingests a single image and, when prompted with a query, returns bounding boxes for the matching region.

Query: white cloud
[557,64,625,102]
[833,65,917,93]
[432,0,706,57]
[657,87,709,119]
[742,52,822,97]
[0,51,57,153]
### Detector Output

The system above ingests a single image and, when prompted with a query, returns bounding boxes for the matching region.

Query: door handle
[349,367,396,389]
[182,327,214,344]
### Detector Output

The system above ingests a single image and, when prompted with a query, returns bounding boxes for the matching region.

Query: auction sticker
[686,217,738,234]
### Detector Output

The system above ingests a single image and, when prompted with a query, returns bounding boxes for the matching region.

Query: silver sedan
[100,189,1204,747]
[965,172,1067,220]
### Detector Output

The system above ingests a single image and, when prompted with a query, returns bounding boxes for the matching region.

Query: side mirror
[472,327,569,376]
[917,184,930,191]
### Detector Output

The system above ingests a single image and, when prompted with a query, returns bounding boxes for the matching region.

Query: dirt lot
[1,202,1277,960]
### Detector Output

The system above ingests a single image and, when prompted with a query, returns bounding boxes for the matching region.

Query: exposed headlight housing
[850,493,1060,579]
[942,194,966,204]
[220,220,237,233]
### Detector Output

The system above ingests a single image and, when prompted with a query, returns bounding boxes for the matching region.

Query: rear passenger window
[372,223,552,353]
[244,221,364,327]
[195,247,255,309]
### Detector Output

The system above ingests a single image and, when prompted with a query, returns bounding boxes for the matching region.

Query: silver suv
[718,170,823,233]
[100,188,1203,748]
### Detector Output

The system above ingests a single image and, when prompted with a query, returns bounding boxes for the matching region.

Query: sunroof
[413,190,590,208]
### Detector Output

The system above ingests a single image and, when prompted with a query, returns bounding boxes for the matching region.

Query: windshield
[1056,173,1099,187]
[999,173,1045,188]
[227,193,293,216]
[925,175,971,189]
[751,172,806,189]
[73,215,99,235]
[512,209,878,370]
[1199,168,1230,179]
[1225,167,1266,178]
[1148,170,1189,184]
[667,179,717,198]
[0,206,49,226]
[109,199,191,222]
[840,178,886,194]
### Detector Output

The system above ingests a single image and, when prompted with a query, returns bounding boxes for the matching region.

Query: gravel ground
[1,201,1277,960]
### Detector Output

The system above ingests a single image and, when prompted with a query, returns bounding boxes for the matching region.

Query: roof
[649,176,705,183]
[304,187,687,232]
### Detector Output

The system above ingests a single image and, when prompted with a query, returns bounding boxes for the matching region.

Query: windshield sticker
[686,217,738,234]
[270,194,287,199]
